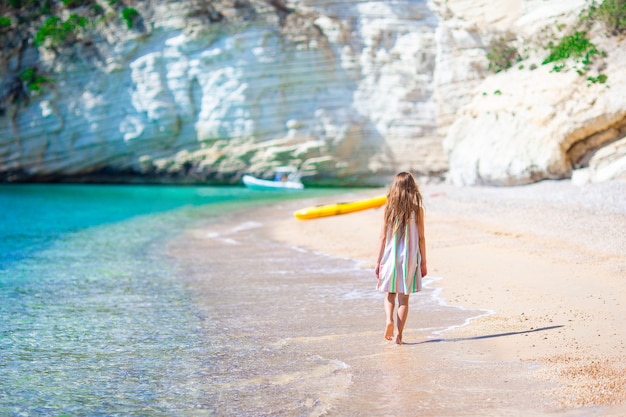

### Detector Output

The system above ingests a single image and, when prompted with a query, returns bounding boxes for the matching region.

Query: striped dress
[377,212,422,295]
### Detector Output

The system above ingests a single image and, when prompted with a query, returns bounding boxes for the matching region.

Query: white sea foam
[205,221,263,245]
[218,237,240,245]
[421,275,495,338]
[287,244,309,253]
[231,221,262,233]
[205,231,240,245]
[339,287,381,300]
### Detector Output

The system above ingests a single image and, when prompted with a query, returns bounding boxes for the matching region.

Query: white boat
[242,167,304,191]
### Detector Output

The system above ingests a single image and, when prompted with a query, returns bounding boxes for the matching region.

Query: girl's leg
[384,292,396,340]
[396,293,410,344]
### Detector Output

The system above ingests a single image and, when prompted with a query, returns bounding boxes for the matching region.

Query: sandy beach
[267,179,626,415]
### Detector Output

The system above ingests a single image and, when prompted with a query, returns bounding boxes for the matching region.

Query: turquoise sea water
[0,184,275,269]
[0,184,341,416]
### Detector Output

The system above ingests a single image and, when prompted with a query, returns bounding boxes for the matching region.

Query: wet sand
[268,180,626,415]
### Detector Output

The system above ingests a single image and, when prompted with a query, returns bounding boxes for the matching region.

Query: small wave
[421,275,495,337]
[219,355,352,417]
[205,221,262,245]
[218,237,240,245]
[340,288,381,300]
[231,221,262,233]
[287,245,309,253]
[204,231,240,245]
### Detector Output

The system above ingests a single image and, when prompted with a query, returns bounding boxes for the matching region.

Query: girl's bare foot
[395,334,403,345]
[384,323,394,341]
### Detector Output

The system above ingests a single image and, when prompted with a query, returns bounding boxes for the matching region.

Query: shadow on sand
[404,325,565,345]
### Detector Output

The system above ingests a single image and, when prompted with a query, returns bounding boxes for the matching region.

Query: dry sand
[269,179,626,415]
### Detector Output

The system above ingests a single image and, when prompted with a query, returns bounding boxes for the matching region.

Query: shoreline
[267,179,626,414]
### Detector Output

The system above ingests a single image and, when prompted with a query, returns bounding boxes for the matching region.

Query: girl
[375,172,427,344]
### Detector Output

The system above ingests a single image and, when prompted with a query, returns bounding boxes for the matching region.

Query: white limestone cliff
[0,0,444,185]
[1,0,625,185]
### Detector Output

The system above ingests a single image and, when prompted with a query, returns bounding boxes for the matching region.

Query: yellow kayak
[294,195,387,220]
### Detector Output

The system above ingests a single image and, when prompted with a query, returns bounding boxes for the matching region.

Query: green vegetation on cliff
[2,0,141,47]
[19,67,53,91]
[0,0,142,100]
[33,13,89,47]
[583,0,626,35]
[120,7,139,29]
[486,33,523,73]
[486,0,624,85]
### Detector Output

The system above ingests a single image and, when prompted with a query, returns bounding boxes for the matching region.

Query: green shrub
[34,16,60,46]
[0,16,11,28]
[550,63,566,73]
[541,25,609,85]
[542,31,599,64]
[586,0,626,35]
[6,0,46,11]
[121,7,139,29]
[61,0,92,7]
[90,3,104,14]
[33,13,88,47]
[587,73,609,84]
[19,67,53,92]
[486,35,523,73]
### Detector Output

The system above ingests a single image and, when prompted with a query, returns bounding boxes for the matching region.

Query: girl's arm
[417,206,427,277]
[374,218,386,279]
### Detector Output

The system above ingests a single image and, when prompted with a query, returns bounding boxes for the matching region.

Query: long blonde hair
[383,172,423,237]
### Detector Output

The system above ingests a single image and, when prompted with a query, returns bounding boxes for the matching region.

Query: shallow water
[0,184,342,416]
[0,184,316,269]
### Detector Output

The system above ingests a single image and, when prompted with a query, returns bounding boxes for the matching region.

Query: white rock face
[1,0,625,185]
[0,0,444,184]
[572,137,626,185]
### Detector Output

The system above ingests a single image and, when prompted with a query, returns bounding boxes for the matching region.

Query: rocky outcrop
[434,0,626,185]
[1,0,625,185]
[572,136,626,184]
